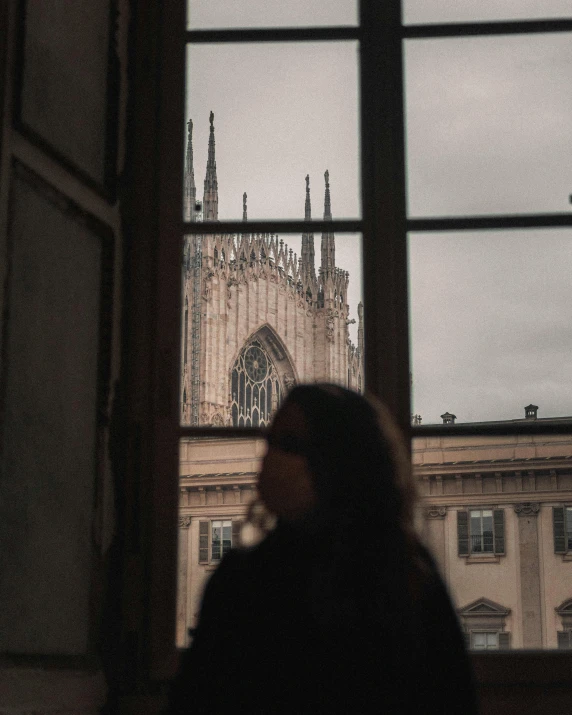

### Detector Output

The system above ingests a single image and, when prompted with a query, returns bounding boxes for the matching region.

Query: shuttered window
[198,519,242,563]
[458,508,505,556]
[557,631,572,649]
[553,507,572,554]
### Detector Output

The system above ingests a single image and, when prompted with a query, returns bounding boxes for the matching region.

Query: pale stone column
[514,502,542,648]
[424,506,447,578]
[176,515,192,648]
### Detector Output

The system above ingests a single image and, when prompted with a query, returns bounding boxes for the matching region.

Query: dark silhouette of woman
[169,384,477,714]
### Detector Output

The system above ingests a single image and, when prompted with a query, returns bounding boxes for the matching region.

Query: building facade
[178,408,572,650]
[415,408,572,652]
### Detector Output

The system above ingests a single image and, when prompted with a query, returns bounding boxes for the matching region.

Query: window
[210,520,231,561]
[457,509,505,556]
[556,599,572,648]
[470,631,511,651]
[471,632,499,650]
[198,519,240,564]
[145,0,572,685]
[470,509,494,553]
[553,507,572,553]
[458,598,511,650]
[231,340,281,427]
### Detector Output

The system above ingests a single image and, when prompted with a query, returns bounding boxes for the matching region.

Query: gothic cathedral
[180,112,364,427]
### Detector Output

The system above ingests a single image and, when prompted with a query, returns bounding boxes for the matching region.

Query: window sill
[464,553,501,564]
[561,552,572,562]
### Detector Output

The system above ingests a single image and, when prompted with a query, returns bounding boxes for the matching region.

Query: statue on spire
[323,169,332,221]
[210,110,214,127]
[243,192,247,221]
[305,174,311,221]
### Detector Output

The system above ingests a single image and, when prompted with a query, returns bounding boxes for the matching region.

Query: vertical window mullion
[360,0,410,434]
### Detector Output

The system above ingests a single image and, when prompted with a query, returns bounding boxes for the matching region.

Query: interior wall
[0,0,128,710]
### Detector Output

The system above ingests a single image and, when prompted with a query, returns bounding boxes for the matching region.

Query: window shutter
[498,632,510,650]
[463,632,471,650]
[199,521,209,563]
[553,507,566,553]
[457,511,469,555]
[557,631,571,649]
[493,509,505,555]
[231,519,242,549]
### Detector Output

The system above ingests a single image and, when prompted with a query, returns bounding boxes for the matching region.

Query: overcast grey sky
[186,1,572,424]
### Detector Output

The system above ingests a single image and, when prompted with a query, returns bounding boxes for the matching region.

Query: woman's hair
[279,383,417,546]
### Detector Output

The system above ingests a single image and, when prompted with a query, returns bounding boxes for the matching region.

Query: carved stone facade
[180,114,364,428]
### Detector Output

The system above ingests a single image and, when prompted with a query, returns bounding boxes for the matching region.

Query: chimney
[524,404,538,420]
[441,412,456,425]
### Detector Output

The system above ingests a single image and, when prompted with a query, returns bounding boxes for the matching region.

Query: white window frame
[210,519,232,562]
[469,509,494,554]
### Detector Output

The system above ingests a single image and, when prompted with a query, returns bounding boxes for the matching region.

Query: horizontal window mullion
[182,219,362,234]
[403,18,572,40]
[185,26,360,44]
[179,426,264,439]
[413,422,572,438]
[407,214,572,233]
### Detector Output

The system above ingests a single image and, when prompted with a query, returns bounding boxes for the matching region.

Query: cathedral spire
[321,170,335,275]
[203,111,218,220]
[301,174,315,282]
[184,118,197,222]
[243,192,247,221]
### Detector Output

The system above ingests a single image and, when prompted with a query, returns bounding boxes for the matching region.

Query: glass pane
[408,229,572,424]
[185,42,360,220]
[414,432,572,650]
[187,0,357,29]
[404,34,572,217]
[177,436,265,647]
[180,233,363,426]
[404,0,572,24]
[473,633,486,648]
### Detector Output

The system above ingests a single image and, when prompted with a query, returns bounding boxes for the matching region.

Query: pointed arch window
[230,339,281,427]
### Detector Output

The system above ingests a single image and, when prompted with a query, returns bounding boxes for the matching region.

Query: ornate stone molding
[514,502,540,517]
[425,506,447,520]
[178,515,192,529]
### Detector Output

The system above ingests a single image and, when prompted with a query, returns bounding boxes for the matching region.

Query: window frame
[470,509,495,554]
[199,519,234,564]
[553,506,572,554]
[145,0,572,692]
[457,507,506,558]
[472,631,500,651]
